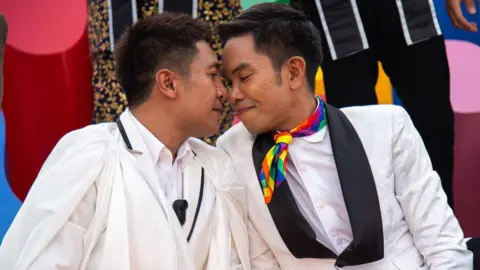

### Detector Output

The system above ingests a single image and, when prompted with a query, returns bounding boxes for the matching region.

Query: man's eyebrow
[231,62,250,74]
[222,62,250,77]
[206,61,220,69]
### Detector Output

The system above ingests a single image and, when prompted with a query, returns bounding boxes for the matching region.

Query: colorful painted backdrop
[0,0,93,242]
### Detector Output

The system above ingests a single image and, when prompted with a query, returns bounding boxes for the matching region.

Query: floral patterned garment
[87,0,241,145]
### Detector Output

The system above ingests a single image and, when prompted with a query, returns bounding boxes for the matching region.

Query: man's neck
[130,105,187,158]
[276,93,317,131]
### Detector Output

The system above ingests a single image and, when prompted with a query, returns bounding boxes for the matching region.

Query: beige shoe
[0,13,7,108]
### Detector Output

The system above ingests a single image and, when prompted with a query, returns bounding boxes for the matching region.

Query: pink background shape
[446,40,480,236]
[447,40,480,114]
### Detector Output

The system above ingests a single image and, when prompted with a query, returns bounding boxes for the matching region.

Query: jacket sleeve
[0,129,113,270]
[246,219,281,270]
[391,107,473,269]
[216,138,281,270]
[222,155,251,270]
[27,185,97,269]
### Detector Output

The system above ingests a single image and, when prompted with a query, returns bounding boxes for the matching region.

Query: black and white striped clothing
[292,0,442,60]
[107,0,198,51]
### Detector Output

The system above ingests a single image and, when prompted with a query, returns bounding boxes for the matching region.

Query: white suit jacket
[0,110,250,270]
[217,104,472,270]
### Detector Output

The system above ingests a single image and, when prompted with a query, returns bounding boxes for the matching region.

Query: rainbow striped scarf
[259,96,327,204]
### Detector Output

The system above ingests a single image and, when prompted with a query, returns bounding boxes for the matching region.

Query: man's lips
[234,106,254,116]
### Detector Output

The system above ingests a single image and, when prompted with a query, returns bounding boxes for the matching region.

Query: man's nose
[216,78,227,98]
[227,82,245,105]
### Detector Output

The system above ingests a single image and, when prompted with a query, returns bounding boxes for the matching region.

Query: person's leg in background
[293,0,454,207]
[321,43,379,107]
[291,0,379,107]
[376,0,454,208]
[313,0,379,107]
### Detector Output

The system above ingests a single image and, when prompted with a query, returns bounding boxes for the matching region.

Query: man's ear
[286,56,307,90]
[155,68,178,99]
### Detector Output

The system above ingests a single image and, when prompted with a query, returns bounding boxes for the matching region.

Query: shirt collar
[277,97,327,143]
[299,127,327,143]
[128,111,193,165]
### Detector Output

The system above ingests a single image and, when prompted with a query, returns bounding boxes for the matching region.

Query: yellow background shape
[315,62,393,104]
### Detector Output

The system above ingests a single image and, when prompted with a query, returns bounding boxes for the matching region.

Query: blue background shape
[0,111,21,243]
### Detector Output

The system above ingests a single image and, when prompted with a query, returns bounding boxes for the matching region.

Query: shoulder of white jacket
[340,104,402,115]
[37,123,120,186]
[340,104,404,124]
[187,137,225,159]
[54,122,118,152]
[185,138,235,177]
[217,122,251,148]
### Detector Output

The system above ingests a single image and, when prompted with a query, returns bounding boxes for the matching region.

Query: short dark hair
[115,12,211,108]
[217,3,322,91]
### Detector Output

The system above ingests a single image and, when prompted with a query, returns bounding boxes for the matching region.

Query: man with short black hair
[0,13,249,269]
[217,3,472,269]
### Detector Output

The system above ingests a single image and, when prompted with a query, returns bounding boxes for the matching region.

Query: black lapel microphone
[172,199,188,226]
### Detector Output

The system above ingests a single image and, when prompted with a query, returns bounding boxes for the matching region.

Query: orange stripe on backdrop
[315,62,393,104]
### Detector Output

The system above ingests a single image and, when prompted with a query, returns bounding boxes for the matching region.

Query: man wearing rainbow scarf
[217,3,473,270]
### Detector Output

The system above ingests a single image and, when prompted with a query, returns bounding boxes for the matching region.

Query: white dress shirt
[287,128,353,255]
[129,111,193,203]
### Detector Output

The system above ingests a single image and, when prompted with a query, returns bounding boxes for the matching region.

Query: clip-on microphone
[116,118,198,230]
[173,199,189,226]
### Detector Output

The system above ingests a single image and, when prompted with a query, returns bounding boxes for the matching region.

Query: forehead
[222,35,269,73]
[192,41,218,67]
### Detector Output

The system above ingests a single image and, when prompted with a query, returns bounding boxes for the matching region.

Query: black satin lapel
[268,177,336,258]
[252,133,336,258]
[252,133,274,179]
[325,104,384,267]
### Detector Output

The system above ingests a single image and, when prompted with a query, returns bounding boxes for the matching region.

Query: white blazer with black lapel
[217,104,472,269]
[118,110,252,269]
[117,110,218,268]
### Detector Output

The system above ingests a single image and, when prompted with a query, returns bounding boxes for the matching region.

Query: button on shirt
[130,112,193,203]
[286,127,354,255]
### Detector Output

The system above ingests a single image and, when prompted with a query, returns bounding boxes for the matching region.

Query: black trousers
[309,0,454,208]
